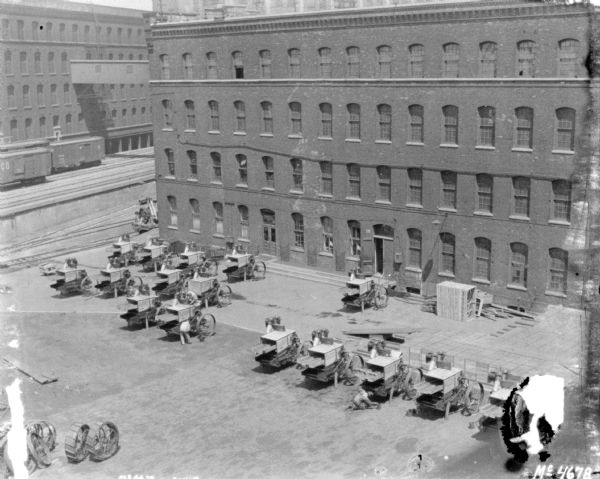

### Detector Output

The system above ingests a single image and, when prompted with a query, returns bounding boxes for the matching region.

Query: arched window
[161,99,172,128]
[408,105,424,143]
[440,171,457,209]
[377,104,391,141]
[555,108,575,152]
[232,51,243,79]
[64,114,71,134]
[48,51,55,74]
[320,161,332,195]
[10,119,17,141]
[208,100,219,131]
[476,174,493,213]
[39,116,46,137]
[510,243,528,287]
[187,150,197,179]
[442,105,458,145]
[321,217,334,253]
[61,52,68,74]
[439,233,456,275]
[348,221,361,257]
[442,43,460,77]
[516,40,535,77]
[290,158,303,191]
[319,103,332,138]
[261,101,273,134]
[190,199,201,231]
[4,50,12,75]
[558,39,579,77]
[7,85,15,109]
[167,195,177,227]
[239,205,249,239]
[50,84,57,105]
[63,83,70,104]
[347,103,360,139]
[548,248,568,293]
[377,45,392,77]
[259,50,271,78]
[478,106,495,147]
[234,101,246,132]
[211,152,222,181]
[37,84,44,105]
[347,163,361,198]
[407,168,422,205]
[512,177,531,217]
[24,118,32,139]
[22,85,30,107]
[236,154,248,185]
[289,102,302,135]
[159,54,170,80]
[479,42,497,77]
[515,107,534,149]
[552,180,571,222]
[407,229,422,268]
[34,51,41,74]
[288,48,301,78]
[184,100,195,130]
[165,148,175,176]
[19,51,27,74]
[206,52,218,79]
[182,53,193,79]
[318,47,332,77]
[213,202,223,235]
[292,213,304,249]
[474,237,491,281]
[408,44,424,77]
[376,166,391,202]
[263,156,274,188]
[346,46,360,78]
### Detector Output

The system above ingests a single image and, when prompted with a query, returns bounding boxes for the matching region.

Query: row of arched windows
[165,194,569,293]
[162,99,577,151]
[4,50,69,76]
[157,38,581,80]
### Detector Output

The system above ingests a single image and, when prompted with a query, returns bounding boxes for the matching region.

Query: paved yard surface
[0,241,593,478]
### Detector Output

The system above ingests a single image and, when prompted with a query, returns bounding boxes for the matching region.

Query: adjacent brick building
[1,0,153,153]
[148,0,595,308]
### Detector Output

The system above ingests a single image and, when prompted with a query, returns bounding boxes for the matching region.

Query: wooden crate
[436,281,476,322]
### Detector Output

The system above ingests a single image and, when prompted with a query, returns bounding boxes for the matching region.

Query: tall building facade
[1,0,153,153]
[148,0,594,308]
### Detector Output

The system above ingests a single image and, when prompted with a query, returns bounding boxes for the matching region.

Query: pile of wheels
[0,419,119,476]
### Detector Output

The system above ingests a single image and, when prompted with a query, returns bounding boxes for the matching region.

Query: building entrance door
[261,209,277,255]
[373,224,394,275]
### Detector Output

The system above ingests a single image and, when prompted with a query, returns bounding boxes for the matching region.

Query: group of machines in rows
[0,136,105,187]
[41,235,267,340]
[253,318,522,431]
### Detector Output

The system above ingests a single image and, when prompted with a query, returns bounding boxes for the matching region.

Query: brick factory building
[1,0,153,153]
[148,0,596,308]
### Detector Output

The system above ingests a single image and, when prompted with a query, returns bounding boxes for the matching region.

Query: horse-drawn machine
[95,260,141,298]
[222,252,266,282]
[120,284,162,329]
[413,362,483,420]
[253,320,306,369]
[342,277,388,312]
[182,274,232,309]
[473,372,522,432]
[156,293,216,341]
[138,238,170,272]
[152,265,186,299]
[50,258,95,296]
[296,334,364,386]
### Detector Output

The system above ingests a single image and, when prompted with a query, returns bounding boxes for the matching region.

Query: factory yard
[0,239,592,479]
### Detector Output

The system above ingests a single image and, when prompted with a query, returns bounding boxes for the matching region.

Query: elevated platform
[70,61,149,84]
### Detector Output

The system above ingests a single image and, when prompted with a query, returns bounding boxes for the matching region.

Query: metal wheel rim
[64,423,90,463]
[27,431,51,468]
[197,314,216,336]
[218,285,232,306]
[86,421,119,462]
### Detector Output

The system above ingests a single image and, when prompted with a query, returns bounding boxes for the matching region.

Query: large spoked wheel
[374,287,388,309]
[403,369,423,400]
[462,381,484,416]
[252,262,266,280]
[26,420,56,452]
[64,422,90,463]
[343,354,364,385]
[217,285,232,307]
[85,422,119,462]
[80,275,95,294]
[193,313,216,340]
[27,430,51,468]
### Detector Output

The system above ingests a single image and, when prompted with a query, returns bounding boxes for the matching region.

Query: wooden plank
[343,327,424,336]
[490,303,535,319]
[2,357,57,385]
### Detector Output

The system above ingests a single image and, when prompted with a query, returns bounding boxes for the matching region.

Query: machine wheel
[374,286,388,309]
[26,421,56,452]
[80,275,94,294]
[64,422,90,463]
[85,422,119,462]
[193,313,216,339]
[403,369,423,400]
[462,381,485,416]
[27,430,51,468]
[252,262,266,280]
[217,285,232,307]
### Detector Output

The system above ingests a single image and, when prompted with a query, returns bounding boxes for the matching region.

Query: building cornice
[1,40,147,49]
[0,3,145,25]
[150,2,591,39]
[149,78,591,87]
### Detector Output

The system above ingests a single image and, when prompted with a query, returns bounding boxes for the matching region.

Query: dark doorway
[235,67,244,79]
[375,237,384,274]
[261,209,277,255]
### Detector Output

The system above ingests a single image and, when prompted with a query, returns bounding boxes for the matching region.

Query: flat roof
[262,329,295,341]
[309,342,343,354]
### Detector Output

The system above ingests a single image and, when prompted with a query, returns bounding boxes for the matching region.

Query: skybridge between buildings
[70,60,149,84]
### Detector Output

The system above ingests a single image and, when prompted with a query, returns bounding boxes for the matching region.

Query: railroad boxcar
[0,139,52,187]
[50,136,105,172]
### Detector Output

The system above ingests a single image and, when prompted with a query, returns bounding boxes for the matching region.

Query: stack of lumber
[421,296,437,313]
[480,303,536,325]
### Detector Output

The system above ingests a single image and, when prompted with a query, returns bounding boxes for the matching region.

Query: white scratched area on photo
[5,379,28,479]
